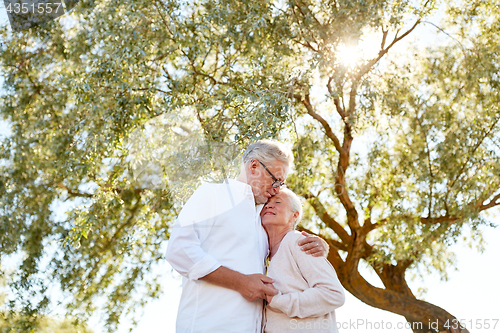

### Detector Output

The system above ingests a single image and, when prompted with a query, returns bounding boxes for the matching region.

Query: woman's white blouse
[265,231,345,333]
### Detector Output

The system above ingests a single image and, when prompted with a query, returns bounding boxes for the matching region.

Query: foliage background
[0,0,499,332]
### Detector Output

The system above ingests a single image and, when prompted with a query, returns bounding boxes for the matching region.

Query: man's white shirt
[166,179,269,333]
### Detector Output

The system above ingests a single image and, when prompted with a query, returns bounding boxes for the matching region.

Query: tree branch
[57,183,93,198]
[326,76,346,120]
[478,192,500,211]
[380,26,388,49]
[296,226,346,251]
[420,190,500,225]
[293,0,323,28]
[446,117,500,197]
[292,39,319,52]
[422,20,468,58]
[84,198,143,285]
[301,94,345,156]
[355,18,422,81]
[301,192,351,245]
[415,109,435,218]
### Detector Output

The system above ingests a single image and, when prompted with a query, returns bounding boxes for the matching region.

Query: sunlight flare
[335,32,382,68]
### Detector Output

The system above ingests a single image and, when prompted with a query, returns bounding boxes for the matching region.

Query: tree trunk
[327,249,471,333]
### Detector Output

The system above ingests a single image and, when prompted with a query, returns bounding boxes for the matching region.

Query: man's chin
[255,196,268,205]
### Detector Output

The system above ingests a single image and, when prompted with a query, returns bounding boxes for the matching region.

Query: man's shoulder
[194,182,219,191]
[194,180,245,192]
[191,182,231,199]
[194,180,251,202]
[187,183,217,200]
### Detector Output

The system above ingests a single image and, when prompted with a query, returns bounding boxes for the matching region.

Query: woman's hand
[264,282,276,303]
[237,274,278,302]
[298,231,329,257]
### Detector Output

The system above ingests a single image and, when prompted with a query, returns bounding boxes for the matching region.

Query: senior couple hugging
[166,140,345,333]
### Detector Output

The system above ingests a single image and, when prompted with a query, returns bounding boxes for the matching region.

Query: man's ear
[249,159,259,174]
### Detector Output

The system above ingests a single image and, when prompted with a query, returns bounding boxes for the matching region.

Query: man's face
[247,159,289,205]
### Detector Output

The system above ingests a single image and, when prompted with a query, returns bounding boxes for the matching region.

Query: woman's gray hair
[242,139,294,168]
[280,188,303,228]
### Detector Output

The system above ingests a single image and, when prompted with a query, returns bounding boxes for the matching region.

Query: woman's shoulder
[280,230,306,250]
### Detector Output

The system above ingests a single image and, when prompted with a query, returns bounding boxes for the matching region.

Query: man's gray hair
[280,188,303,228]
[242,139,294,168]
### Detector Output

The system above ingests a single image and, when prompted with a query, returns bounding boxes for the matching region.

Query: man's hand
[237,274,278,302]
[200,267,278,302]
[298,231,329,257]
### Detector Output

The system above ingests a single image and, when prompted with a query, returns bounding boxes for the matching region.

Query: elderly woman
[261,188,345,333]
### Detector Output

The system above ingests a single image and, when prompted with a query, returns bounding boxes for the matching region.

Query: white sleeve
[268,237,345,318]
[165,184,222,280]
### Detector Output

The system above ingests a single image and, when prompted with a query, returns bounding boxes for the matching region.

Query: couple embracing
[166,140,345,333]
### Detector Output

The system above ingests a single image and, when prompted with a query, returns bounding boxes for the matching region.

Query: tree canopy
[0,275,93,332]
[0,0,499,332]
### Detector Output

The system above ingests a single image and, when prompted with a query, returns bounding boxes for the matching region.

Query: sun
[335,32,382,69]
[337,44,361,68]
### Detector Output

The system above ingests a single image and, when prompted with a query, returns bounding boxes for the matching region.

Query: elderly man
[166,140,328,333]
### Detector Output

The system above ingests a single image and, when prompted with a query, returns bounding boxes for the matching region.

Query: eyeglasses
[255,160,286,189]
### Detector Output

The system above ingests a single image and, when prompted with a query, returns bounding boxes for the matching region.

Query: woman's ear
[290,211,299,224]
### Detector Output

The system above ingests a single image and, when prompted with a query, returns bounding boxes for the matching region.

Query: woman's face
[260,193,296,230]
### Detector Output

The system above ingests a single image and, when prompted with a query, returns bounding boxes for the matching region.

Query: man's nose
[272,186,280,195]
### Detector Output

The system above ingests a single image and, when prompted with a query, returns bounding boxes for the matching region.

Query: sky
[1,2,500,333]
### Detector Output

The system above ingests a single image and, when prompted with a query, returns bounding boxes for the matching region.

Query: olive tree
[0,0,498,332]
